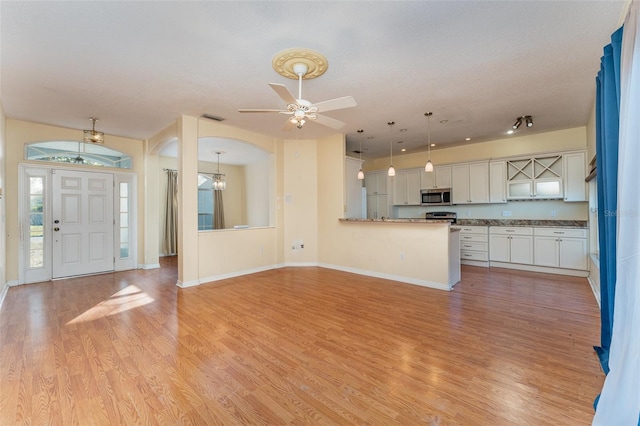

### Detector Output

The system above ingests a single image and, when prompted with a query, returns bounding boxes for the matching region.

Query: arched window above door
[25,141,132,169]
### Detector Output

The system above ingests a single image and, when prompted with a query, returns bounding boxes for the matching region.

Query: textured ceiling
[0,1,627,161]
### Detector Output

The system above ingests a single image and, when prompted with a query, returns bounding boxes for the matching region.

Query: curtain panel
[593,1,640,424]
[163,170,178,255]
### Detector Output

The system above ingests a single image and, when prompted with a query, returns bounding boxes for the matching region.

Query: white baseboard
[140,263,161,270]
[176,279,200,288]
[318,262,453,291]
[0,284,8,311]
[281,262,320,268]
[7,280,20,287]
[198,265,279,286]
[489,261,588,277]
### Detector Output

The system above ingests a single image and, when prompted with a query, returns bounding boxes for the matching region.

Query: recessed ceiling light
[440,120,448,124]
[465,137,471,141]
[400,128,408,132]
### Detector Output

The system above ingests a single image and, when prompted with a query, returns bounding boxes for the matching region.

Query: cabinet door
[406,170,421,205]
[451,165,470,204]
[468,162,489,203]
[559,238,587,270]
[489,161,507,203]
[420,169,435,190]
[508,181,533,199]
[392,171,408,205]
[534,178,563,199]
[376,194,389,219]
[489,234,510,262]
[365,172,377,195]
[435,166,452,189]
[563,152,587,202]
[366,195,377,219]
[376,172,389,195]
[510,235,534,265]
[534,236,559,267]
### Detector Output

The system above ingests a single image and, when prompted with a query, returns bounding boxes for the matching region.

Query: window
[198,174,214,230]
[28,176,44,268]
[26,141,132,169]
[119,182,130,258]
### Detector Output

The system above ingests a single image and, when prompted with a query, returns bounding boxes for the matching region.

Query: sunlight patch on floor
[66,285,155,325]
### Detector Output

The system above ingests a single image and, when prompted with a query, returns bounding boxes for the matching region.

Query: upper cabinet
[562,151,587,202]
[507,154,563,200]
[489,161,507,203]
[365,170,389,195]
[421,165,452,190]
[451,162,489,204]
[393,169,421,205]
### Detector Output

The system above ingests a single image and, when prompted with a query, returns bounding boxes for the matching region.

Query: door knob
[54,227,60,232]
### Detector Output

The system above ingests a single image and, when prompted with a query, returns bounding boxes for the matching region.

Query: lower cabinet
[489,227,534,265]
[457,226,489,265]
[533,228,588,270]
[366,194,388,219]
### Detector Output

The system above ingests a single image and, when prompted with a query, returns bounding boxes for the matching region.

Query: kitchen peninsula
[336,218,460,290]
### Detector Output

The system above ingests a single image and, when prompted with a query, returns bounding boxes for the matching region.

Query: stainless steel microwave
[421,188,452,206]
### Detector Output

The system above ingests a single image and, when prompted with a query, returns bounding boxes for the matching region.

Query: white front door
[52,169,114,278]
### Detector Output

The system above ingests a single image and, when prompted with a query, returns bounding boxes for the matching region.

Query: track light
[512,117,522,130]
[512,115,533,131]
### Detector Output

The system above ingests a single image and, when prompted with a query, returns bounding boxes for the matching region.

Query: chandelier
[83,117,104,144]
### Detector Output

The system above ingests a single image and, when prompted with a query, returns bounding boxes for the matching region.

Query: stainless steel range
[424,211,457,223]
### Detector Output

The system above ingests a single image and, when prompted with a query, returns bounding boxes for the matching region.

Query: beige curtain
[163,170,178,254]
[214,189,225,230]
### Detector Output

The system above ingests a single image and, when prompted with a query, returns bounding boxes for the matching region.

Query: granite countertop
[339,218,452,224]
[455,219,588,228]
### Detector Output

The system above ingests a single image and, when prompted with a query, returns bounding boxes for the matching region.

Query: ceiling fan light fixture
[83,117,104,144]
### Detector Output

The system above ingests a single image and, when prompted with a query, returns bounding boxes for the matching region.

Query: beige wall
[0,102,6,297]
[365,127,588,171]
[4,119,145,282]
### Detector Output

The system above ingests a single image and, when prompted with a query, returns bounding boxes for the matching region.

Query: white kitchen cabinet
[507,155,563,200]
[393,169,421,205]
[345,157,365,218]
[421,165,452,190]
[456,226,489,265]
[366,194,389,219]
[489,227,534,265]
[533,228,588,270]
[563,151,587,202]
[451,162,489,204]
[489,161,507,203]
[365,171,389,196]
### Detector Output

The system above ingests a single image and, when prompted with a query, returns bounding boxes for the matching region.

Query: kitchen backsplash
[394,199,588,221]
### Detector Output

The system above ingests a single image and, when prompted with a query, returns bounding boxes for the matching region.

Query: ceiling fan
[239,49,357,131]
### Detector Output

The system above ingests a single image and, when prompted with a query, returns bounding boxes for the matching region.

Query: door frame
[18,164,137,284]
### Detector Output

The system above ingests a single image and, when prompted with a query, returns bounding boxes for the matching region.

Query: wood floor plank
[0,258,604,425]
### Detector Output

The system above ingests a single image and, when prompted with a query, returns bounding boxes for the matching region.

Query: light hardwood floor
[0,258,603,425]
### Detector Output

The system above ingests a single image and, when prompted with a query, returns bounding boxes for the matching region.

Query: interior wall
[3,119,145,282]
[0,101,7,302]
[365,127,588,171]
[283,138,318,264]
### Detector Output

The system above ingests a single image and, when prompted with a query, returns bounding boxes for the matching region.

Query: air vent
[201,114,225,122]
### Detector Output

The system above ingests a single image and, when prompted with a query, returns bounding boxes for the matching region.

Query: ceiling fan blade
[238,109,284,113]
[281,119,297,131]
[269,83,297,104]
[310,96,357,113]
[312,114,345,130]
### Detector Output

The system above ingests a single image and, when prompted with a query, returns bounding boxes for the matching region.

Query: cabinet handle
[505,230,515,233]
[463,245,473,248]
[463,236,473,239]
[553,231,565,234]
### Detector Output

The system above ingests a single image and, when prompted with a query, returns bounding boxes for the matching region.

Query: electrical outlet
[502,210,512,217]
[551,210,557,217]
[400,252,405,260]
[466,210,471,217]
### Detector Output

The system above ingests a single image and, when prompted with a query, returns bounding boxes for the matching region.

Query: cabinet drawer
[460,242,488,252]
[458,226,489,234]
[534,228,587,238]
[489,227,533,236]
[460,234,488,243]
[461,251,488,261]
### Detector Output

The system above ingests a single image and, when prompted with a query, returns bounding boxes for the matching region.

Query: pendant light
[387,121,396,177]
[83,117,104,144]
[424,112,434,172]
[213,151,226,191]
[357,129,365,180]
